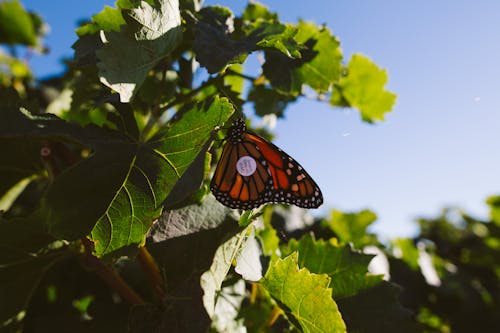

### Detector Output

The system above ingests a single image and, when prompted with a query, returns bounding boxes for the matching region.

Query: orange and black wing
[210,119,323,209]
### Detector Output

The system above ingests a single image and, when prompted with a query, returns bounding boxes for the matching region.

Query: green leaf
[323,209,378,248]
[201,227,249,318]
[337,282,420,333]
[0,249,68,323]
[392,238,420,270]
[2,98,232,255]
[75,5,125,36]
[193,6,301,74]
[147,220,241,332]
[246,21,302,58]
[0,0,38,46]
[263,21,342,95]
[256,207,280,258]
[96,0,182,102]
[242,2,278,22]
[332,54,397,122]
[486,195,500,226]
[284,234,382,299]
[261,252,347,333]
[248,84,296,117]
[89,97,233,255]
[193,6,247,74]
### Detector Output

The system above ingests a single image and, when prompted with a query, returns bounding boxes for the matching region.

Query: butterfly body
[210,118,323,210]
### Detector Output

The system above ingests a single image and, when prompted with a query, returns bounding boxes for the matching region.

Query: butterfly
[210,118,323,210]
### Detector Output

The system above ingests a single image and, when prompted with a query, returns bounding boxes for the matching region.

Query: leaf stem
[82,238,145,305]
[265,305,282,328]
[225,68,257,82]
[136,245,166,300]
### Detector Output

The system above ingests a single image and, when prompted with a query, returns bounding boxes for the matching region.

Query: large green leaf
[146,219,241,332]
[1,98,233,255]
[332,54,397,122]
[95,0,182,102]
[89,97,233,255]
[261,252,347,333]
[285,234,382,299]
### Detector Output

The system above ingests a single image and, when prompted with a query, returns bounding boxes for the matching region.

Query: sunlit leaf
[201,227,248,318]
[96,0,182,102]
[75,6,125,36]
[261,252,347,333]
[392,238,420,270]
[332,54,396,122]
[284,234,382,299]
[323,209,378,248]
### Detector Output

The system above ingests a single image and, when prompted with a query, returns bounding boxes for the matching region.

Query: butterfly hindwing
[210,119,323,209]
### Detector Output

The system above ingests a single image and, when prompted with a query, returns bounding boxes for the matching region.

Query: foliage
[2,0,496,332]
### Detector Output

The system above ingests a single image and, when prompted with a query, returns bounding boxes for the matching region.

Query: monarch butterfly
[210,118,323,210]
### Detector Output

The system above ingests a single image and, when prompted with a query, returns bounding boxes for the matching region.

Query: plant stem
[265,306,282,328]
[136,245,166,300]
[82,238,145,305]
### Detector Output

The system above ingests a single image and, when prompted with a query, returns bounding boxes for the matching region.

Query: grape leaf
[201,227,249,318]
[96,0,182,102]
[261,252,347,333]
[1,98,233,255]
[263,21,342,95]
[147,220,240,332]
[193,6,302,74]
[332,54,396,122]
[248,84,296,117]
[242,2,278,22]
[323,209,378,248]
[235,231,264,281]
[89,97,233,255]
[148,195,236,242]
[75,5,125,36]
[284,234,382,299]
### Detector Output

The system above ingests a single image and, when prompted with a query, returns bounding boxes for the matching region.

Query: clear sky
[20,0,500,239]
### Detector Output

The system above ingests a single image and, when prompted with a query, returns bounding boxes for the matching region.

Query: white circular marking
[236,156,257,176]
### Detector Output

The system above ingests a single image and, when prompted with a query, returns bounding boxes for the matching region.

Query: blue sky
[20,0,500,239]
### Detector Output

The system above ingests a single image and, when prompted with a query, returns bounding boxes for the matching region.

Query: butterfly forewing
[210,119,323,209]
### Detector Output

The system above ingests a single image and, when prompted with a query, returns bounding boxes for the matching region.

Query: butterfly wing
[211,128,323,209]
